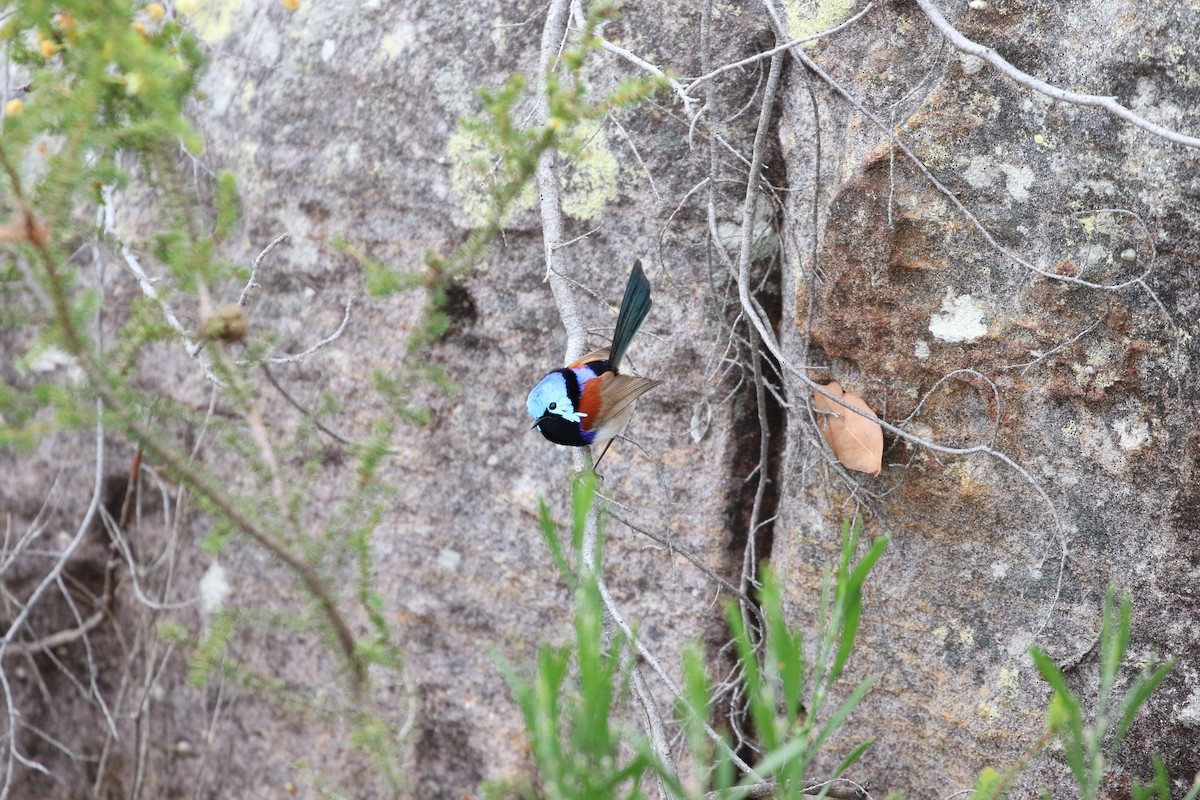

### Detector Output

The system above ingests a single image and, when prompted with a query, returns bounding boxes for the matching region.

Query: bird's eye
[549,402,557,410]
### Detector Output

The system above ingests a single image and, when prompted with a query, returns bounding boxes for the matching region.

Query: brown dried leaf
[0,214,50,246]
[812,381,884,477]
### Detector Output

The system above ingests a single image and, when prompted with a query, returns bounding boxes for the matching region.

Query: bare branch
[3,608,106,657]
[238,232,288,306]
[537,0,587,358]
[771,29,1162,297]
[0,405,104,800]
[684,3,874,96]
[264,298,353,364]
[259,364,357,447]
[1002,305,1110,375]
[914,0,1200,149]
[118,245,207,361]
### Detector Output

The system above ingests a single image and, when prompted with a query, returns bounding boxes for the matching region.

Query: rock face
[775,1,1200,796]
[3,0,1198,798]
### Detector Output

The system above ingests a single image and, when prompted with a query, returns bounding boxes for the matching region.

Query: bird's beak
[531,415,549,430]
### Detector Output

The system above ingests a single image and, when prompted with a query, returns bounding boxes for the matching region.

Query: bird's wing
[568,348,612,369]
[581,373,661,433]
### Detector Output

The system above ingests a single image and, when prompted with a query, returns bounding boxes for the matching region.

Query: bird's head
[527,369,591,446]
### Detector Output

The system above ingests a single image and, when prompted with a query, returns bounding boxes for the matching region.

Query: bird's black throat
[533,413,591,447]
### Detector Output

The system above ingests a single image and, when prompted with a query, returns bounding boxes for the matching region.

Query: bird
[527,260,661,468]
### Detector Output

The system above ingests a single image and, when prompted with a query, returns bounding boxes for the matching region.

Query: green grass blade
[1097,586,1131,717]
[537,496,577,590]
[811,675,876,757]
[571,471,597,554]
[1030,647,1087,786]
[762,567,806,724]
[1109,659,1175,756]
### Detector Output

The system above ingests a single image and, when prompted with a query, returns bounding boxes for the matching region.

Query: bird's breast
[576,373,608,432]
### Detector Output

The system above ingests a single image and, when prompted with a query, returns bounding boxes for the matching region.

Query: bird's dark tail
[610,260,652,371]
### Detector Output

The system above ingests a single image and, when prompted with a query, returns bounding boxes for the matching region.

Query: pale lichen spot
[1000,163,1035,203]
[929,288,988,343]
[977,700,1001,720]
[997,667,1020,695]
[560,120,620,221]
[200,561,231,615]
[434,67,473,117]
[380,21,417,60]
[1113,416,1150,452]
[782,0,856,42]
[448,119,619,225]
[447,128,533,226]
[187,0,245,44]
[436,548,462,571]
[963,156,996,189]
[1178,687,1200,729]
[1085,340,1116,367]
[959,53,985,75]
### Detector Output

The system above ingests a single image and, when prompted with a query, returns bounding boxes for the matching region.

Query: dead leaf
[0,214,50,246]
[812,381,884,477]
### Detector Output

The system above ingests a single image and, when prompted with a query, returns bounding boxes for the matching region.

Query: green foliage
[721,518,885,799]
[1,3,203,233]
[510,496,885,798]
[974,585,1178,799]
[1132,757,1200,800]
[502,474,668,800]
[1030,587,1174,799]
[447,0,664,250]
[213,170,241,242]
[0,1,419,795]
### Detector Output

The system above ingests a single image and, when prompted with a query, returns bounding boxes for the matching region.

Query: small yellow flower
[281,0,301,9]
[176,0,198,14]
[40,39,59,58]
[146,3,166,21]
[4,98,23,117]
[132,21,149,36]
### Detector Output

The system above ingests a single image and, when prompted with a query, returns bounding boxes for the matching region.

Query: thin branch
[263,298,353,364]
[607,509,767,633]
[0,405,103,800]
[914,0,1200,149]
[0,408,104,656]
[238,232,288,306]
[118,245,206,361]
[3,608,106,657]
[0,149,367,688]
[597,573,758,781]
[730,41,786,631]
[743,0,1071,640]
[782,38,1160,295]
[607,112,662,201]
[1002,305,1109,375]
[684,3,874,96]
[704,779,871,799]
[259,364,356,447]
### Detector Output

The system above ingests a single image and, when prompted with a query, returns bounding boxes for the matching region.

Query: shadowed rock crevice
[715,119,788,752]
